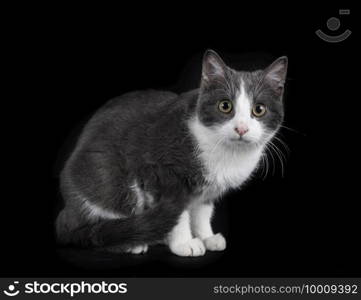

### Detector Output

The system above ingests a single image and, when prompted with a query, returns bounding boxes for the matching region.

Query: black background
[3,4,359,277]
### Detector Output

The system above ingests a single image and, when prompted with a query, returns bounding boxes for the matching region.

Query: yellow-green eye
[252,104,267,117]
[218,100,233,113]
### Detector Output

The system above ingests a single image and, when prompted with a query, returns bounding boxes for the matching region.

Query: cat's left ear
[263,56,288,94]
[201,49,228,84]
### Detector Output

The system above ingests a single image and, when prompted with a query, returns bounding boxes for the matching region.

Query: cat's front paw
[169,237,206,257]
[203,233,226,251]
[125,244,149,254]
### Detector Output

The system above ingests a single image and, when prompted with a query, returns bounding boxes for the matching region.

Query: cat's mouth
[230,137,253,145]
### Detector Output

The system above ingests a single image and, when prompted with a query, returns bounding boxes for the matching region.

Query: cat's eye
[218,100,233,114]
[252,104,267,117]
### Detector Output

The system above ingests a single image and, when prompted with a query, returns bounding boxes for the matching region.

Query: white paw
[169,237,206,257]
[126,244,148,254]
[203,233,226,251]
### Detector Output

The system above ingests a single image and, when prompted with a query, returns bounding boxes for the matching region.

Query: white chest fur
[189,117,263,198]
[199,144,262,195]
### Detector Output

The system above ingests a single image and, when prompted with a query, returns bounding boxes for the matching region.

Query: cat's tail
[56,201,182,249]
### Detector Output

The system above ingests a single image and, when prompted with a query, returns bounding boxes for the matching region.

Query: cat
[56,50,288,257]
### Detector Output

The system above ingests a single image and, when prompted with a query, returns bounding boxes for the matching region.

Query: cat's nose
[235,125,249,136]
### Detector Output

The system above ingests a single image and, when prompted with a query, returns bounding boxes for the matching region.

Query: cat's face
[196,50,287,149]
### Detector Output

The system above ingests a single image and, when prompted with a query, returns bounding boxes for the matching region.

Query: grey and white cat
[56,50,287,256]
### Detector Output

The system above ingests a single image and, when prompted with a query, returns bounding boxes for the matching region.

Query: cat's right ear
[201,49,227,84]
[263,56,288,95]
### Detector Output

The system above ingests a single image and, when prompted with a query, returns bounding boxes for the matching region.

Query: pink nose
[235,125,249,136]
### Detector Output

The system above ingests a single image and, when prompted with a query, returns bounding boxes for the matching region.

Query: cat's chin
[227,138,260,149]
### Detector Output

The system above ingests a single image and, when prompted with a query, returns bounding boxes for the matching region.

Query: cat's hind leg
[102,244,149,254]
[125,244,149,254]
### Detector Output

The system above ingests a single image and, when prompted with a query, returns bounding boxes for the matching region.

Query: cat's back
[100,90,178,116]
[62,89,182,184]
[76,90,179,144]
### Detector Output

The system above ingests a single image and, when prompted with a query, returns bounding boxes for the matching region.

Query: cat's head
[194,50,287,150]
